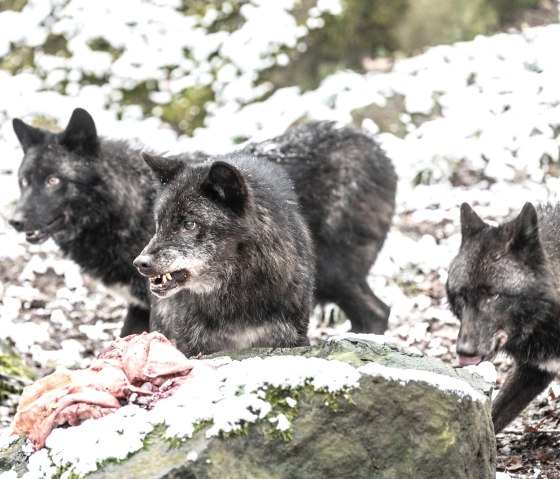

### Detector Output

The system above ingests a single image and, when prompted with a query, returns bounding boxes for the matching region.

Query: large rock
[0,335,495,479]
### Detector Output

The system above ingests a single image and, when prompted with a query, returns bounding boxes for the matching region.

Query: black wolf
[9,109,159,335]
[447,202,560,432]
[242,123,396,333]
[133,153,315,355]
[10,110,396,336]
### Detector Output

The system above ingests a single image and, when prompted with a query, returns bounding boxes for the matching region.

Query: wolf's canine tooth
[165,273,172,281]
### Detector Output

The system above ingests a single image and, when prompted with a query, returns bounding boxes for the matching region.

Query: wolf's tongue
[458,355,482,366]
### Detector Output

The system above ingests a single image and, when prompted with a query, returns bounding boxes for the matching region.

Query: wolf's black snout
[456,341,478,357]
[9,212,25,232]
[133,254,155,276]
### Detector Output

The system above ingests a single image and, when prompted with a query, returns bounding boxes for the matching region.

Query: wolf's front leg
[120,304,150,336]
[492,363,554,433]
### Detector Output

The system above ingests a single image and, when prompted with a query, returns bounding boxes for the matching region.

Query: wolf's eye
[184,220,197,231]
[486,293,500,303]
[46,176,61,187]
[20,178,28,188]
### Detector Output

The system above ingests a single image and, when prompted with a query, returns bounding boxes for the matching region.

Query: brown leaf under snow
[505,456,525,471]
[537,451,554,464]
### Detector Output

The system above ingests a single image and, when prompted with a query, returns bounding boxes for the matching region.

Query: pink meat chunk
[121,332,198,386]
[27,389,121,450]
[10,331,214,450]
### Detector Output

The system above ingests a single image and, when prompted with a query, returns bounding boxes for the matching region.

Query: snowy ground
[2,9,560,479]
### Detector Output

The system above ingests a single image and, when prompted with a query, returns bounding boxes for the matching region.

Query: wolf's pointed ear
[203,161,248,215]
[510,202,540,255]
[60,108,99,154]
[12,119,45,153]
[141,152,182,184]
[460,203,486,241]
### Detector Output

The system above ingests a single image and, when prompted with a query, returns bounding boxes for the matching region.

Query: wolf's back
[244,121,396,254]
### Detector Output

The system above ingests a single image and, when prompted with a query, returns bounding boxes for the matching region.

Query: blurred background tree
[0,0,552,135]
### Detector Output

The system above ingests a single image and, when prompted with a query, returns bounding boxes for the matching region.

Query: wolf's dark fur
[11,109,396,337]
[134,153,314,356]
[243,123,396,333]
[447,202,560,432]
[10,109,160,335]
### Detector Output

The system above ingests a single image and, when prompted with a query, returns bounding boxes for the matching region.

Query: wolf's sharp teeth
[165,273,172,281]
[162,274,167,284]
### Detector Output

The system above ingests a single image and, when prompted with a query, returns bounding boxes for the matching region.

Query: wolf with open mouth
[134,152,315,356]
[11,109,395,337]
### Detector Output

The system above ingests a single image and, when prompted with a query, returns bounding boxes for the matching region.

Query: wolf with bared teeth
[10,109,396,337]
[134,152,315,355]
[447,202,560,432]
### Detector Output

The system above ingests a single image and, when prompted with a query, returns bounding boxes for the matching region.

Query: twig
[500,428,560,435]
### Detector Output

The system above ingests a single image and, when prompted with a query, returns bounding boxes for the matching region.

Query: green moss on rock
[0,341,34,401]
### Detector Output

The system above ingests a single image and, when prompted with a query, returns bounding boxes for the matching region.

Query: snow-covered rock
[0,337,495,479]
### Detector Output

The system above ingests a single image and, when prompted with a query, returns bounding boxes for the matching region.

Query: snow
[0,320,50,354]
[155,354,361,442]
[358,362,486,402]
[186,451,198,462]
[47,406,153,476]
[464,361,498,385]
[270,413,291,431]
[29,339,88,369]
[1,1,560,475]
[285,397,297,408]
[327,333,390,345]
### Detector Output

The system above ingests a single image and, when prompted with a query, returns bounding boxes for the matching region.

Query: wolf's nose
[133,255,154,275]
[9,212,25,232]
[456,341,478,358]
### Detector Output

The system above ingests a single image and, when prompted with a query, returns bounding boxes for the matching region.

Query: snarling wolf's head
[10,108,101,244]
[134,153,253,298]
[447,202,556,366]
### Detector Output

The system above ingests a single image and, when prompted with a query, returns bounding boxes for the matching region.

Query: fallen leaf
[536,452,553,464]
[505,456,525,471]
